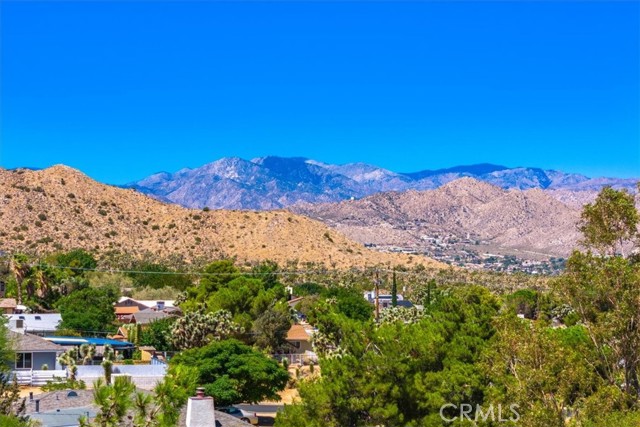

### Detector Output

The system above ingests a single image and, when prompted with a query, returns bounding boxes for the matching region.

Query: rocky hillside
[127,156,638,210]
[0,166,443,269]
[291,178,584,258]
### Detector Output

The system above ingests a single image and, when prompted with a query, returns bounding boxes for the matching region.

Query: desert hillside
[0,166,444,269]
[292,178,584,257]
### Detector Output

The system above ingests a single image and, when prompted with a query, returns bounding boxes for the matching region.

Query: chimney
[186,387,215,427]
[156,301,165,311]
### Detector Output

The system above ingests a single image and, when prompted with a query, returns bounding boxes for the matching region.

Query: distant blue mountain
[125,156,637,210]
[401,163,510,180]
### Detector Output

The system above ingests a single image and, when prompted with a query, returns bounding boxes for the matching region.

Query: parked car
[217,406,259,425]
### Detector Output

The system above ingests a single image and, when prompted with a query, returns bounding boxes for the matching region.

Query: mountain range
[292,178,583,259]
[0,166,442,269]
[126,156,638,210]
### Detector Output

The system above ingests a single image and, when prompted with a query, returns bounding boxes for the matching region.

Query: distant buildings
[0,298,18,314]
[6,313,62,335]
[114,297,178,321]
[363,290,414,310]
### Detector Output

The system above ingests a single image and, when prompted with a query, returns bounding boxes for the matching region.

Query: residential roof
[137,300,175,308]
[8,331,66,352]
[125,310,174,325]
[287,297,305,307]
[6,313,62,332]
[0,298,17,309]
[115,306,140,315]
[116,297,175,309]
[286,324,312,342]
[396,300,415,308]
[43,336,135,349]
[29,406,96,427]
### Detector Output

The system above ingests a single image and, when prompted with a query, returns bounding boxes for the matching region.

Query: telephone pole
[374,269,380,321]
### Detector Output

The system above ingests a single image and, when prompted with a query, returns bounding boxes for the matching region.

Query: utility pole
[374,269,380,321]
[391,268,398,308]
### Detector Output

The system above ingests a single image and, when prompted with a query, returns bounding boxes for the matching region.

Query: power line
[27,263,435,277]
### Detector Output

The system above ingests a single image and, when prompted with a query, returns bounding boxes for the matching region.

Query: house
[114,298,177,320]
[363,290,414,310]
[285,324,314,354]
[138,346,157,363]
[121,308,178,325]
[8,331,65,371]
[114,297,150,320]
[6,313,62,335]
[0,298,17,314]
[280,323,318,365]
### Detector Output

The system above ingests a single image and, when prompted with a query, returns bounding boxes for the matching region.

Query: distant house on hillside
[363,290,414,310]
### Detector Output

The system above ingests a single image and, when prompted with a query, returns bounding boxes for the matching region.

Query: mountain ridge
[0,165,444,270]
[290,177,584,260]
[124,156,637,210]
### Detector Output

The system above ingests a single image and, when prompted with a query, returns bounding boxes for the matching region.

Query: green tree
[170,339,289,406]
[557,252,640,398]
[198,259,239,294]
[127,262,192,291]
[251,303,292,352]
[277,286,499,427]
[49,249,97,275]
[0,319,28,425]
[57,287,118,333]
[579,186,638,256]
[505,289,539,319]
[9,254,30,305]
[324,287,373,322]
[78,367,198,427]
[484,316,600,427]
[139,318,175,351]
[557,185,640,399]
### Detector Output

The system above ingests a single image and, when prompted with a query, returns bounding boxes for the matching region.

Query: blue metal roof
[44,337,134,349]
[83,337,135,348]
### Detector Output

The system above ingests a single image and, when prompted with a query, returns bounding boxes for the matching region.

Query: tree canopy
[57,287,118,333]
[169,339,289,406]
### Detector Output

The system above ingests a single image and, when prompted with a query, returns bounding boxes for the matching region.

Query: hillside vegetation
[0,166,443,269]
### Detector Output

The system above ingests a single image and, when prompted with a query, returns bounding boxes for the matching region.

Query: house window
[291,341,301,349]
[16,353,32,369]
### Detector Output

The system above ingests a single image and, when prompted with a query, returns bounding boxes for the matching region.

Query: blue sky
[1,1,638,184]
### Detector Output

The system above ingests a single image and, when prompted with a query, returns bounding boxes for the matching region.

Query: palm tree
[9,254,30,305]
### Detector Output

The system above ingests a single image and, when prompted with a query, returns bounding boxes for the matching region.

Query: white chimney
[186,388,215,427]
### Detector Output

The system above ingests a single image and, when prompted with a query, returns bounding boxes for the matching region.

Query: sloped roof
[116,297,175,309]
[7,313,62,332]
[0,298,17,309]
[115,306,140,315]
[9,331,65,352]
[126,310,174,325]
[286,324,311,342]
